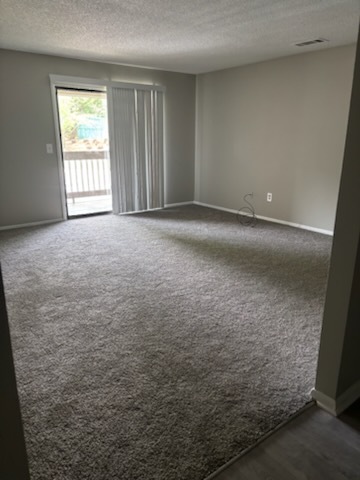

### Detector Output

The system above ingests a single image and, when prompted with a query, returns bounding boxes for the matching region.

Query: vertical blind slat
[110,87,164,214]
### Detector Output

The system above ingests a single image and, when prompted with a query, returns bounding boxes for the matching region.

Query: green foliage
[68,96,105,116]
[58,98,77,139]
[58,94,106,140]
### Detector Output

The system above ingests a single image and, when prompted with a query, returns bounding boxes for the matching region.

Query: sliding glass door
[51,76,165,219]
[56,88,112,217]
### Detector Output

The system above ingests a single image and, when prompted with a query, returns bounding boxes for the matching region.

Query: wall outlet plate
[267,192,272,202]
[46,144,53,154]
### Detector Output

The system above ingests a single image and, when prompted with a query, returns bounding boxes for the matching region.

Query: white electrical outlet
[267,192,272,202]
[46,144,53,154]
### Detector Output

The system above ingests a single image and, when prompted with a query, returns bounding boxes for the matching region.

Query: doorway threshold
[68,211,112,220]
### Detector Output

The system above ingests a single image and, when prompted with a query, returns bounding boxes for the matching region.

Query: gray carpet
[0,205,332,480]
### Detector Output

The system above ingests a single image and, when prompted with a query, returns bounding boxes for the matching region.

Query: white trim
[311,389,337,416]
[254,213,333,236]
[194,201,238,215]
[49,74,107,90]
[49,74,165,92]
[106,86,120,214]
[336,381,360,414]
[165,201,194,208]
[49,74,165,219]
[0,218,63,231]
[50,82,68,220]
[50,76,113,219]
[117,202,193,214]
[193,201,333,236]
[118,207,164,215]
[311,380,360,416]
[108,81,165,92]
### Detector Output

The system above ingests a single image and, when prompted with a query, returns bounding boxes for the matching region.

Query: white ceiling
[0,0,359,74]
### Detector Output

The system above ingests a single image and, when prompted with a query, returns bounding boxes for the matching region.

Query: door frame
[50,74,166,218]
[50,75,110,219]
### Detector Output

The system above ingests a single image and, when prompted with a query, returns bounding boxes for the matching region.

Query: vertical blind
[110,87,164,214]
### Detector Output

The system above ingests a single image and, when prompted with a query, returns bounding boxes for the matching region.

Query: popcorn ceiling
[0,0,358,73]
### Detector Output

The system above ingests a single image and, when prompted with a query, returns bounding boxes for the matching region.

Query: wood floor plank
[211,401,360,480]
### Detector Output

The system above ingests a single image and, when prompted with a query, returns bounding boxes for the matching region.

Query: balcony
[63,149,112,217]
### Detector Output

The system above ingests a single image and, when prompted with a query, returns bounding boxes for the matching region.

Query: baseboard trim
[193,201,333,236]
[119,207,163,215]
[0,218,64,231]
[254,213,333,236]
[194,201,239,215]
[311,380,360,416]
[118,203,193,215]
[0,203,334,236]
[164,201,194,208]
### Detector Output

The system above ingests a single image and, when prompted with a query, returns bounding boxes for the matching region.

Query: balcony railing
[63,150,111,199]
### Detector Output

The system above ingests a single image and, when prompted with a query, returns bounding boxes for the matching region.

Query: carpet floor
[0,205,332,480]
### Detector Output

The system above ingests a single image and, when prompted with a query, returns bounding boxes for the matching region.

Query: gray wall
[195,45,356,231]
[315,29,360,403]
[0,50,196,228]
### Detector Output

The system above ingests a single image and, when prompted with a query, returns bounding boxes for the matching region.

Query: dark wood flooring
[209,400,360,480]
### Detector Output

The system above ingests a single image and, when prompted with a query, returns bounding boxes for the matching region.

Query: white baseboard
[193,201,333,236]
[0,218,64,231]
[254,213,333,236]
[119,207,163,215]
[194,201,239,215]
[118,202,193,215]
[164,201,194,208]
[311,380,360,416]
[0,202,333,237]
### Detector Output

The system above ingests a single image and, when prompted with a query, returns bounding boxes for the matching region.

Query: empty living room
[1,2,359,480]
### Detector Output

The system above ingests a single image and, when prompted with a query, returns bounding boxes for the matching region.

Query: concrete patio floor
[67,195,112,217]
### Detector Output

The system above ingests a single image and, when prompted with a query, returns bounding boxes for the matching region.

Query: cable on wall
[237,193,257,227]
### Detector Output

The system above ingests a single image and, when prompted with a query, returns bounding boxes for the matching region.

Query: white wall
[0,50,196,228]
[195,45,356,231]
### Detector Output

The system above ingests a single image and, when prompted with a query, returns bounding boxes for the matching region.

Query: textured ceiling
[0,0,359,74]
